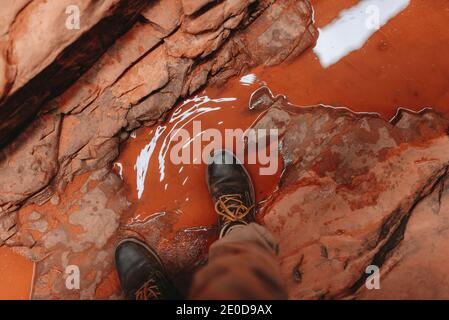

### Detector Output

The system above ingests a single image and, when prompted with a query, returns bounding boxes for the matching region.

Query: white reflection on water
[135,125,166,199]
[314,0,410,68]
[240,74,257,86]
[134,96,237,199]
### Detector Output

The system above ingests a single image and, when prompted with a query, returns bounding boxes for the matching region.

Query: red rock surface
[0,0,317,299]
[0,0,149,148]
[0,0,316,234]
[251,87,449,299]
[2,0,448,300]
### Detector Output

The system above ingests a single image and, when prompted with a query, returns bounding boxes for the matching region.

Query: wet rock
[18,169,130,299]
[250,87,449,299]
[122,211,216,295]
[0,0,149,148]
[0,0,317,248]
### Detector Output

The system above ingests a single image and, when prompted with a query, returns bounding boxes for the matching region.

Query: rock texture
[11,168,216,299]
[0,0,316,237]
[0,0,150,149]
[250,87,449,299]
[3,0,449,300]
[0,0,317,299]
[15,86,449,299]
[15,169,128,299]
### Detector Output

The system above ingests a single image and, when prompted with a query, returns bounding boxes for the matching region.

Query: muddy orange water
[116,0,449,232]
[0,247,34,299]
[117,81,283,230]
[266,0,449,119]
[2,0,449,298]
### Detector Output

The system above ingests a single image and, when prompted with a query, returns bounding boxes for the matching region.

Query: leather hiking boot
[115,238,180,300]
[206,149,256,238]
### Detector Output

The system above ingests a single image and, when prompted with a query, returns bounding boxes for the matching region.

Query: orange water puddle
[266,0,449,120]
[0,247,34,300]
[1,0,449,299]
[117,80,282,230]
[117,0,449,233]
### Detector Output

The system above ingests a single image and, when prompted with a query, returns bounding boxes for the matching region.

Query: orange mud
[0,247,33,300]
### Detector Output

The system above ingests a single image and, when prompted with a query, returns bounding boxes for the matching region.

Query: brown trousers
[189,223,288,300]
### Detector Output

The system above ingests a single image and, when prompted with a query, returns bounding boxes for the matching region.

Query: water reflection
[314,0,411,68]
[135,125,166,199]
[134,96,236,199]
[240,74,257,86]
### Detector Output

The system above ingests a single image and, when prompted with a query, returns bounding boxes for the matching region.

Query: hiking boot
[206,149,256,238]
[115,238,179,300]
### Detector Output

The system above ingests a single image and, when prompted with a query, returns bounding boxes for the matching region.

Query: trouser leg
[189,223,287,300]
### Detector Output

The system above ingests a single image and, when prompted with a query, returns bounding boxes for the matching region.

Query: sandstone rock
[0,0,149,149]
[357,170,449,299]
[0,113,61,217]
[18,169,130,299]
[0,212,17,246]
[141,0,183,35]
[50,20,167,115]
[0,0,318,299]
[111,46,171,106]
[250,87,449,299]
[182,0,256,35]
[242,0,318,66]
[0,0,317,244]
[181,0,215,16]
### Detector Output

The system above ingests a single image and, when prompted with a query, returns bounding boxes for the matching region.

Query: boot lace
[135,278,162,300]
[215,194,254,223]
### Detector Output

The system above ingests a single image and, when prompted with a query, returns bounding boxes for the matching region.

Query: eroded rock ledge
[251,87,449,299]
[0,0,317,240]
[0,0,150,149]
